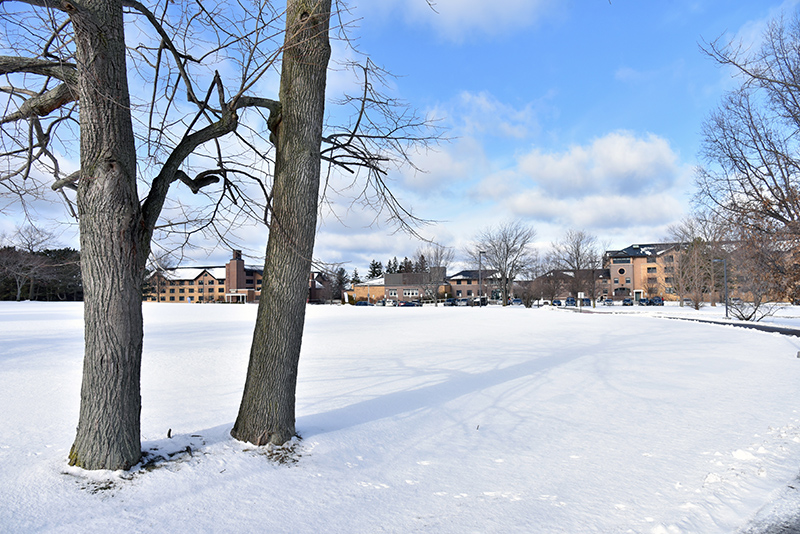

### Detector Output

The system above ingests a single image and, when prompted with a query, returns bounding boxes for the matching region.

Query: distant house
[348,267,449,304]
[308,271,332,303]
[446,270,500,300]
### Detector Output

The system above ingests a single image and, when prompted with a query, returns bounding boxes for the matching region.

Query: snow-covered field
[2,301,800,533]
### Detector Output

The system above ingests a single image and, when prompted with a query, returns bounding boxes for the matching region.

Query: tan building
[603,243,679,301]
[144,250,262,303]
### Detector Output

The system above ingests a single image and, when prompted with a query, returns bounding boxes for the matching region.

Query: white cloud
[364,0,558,42]
[517,131,680,198]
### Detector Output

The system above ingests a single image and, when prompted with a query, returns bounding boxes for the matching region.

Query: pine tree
[367,260,383,279]
[415,254,428,273]
[399,257,414,273]
[385,257,399,274]
[351,268,362,284]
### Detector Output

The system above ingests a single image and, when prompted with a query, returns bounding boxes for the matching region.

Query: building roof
[354,277,385,287]
[448,269,499,280]
[158,266,227,281]
[605,243,677,259]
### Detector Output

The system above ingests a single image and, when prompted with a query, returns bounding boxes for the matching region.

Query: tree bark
[231,0,331,446]
[68,0,146,470]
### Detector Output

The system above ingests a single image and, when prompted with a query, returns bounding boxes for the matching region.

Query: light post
[713,258,729,319]
[478,250,486,307]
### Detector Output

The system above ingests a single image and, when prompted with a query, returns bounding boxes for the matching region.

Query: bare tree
[697,12,800,288]
[1,0,439,467]
[548,229,601,302]
[414,242,454,304]
[467,221,537,305]
[667,217,714,309]
[727,226,786,321]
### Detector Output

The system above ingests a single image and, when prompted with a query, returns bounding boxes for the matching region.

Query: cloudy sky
[3,0,798,274]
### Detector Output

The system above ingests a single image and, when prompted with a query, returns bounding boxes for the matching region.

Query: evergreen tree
[385,257,399,274]
[415,254,428,273]
[351,268,362,284]
[399,257,414,273]
[367,260,383,279]
[331,267,349,303]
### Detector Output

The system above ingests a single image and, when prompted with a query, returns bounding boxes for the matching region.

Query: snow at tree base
[2,302,800,533]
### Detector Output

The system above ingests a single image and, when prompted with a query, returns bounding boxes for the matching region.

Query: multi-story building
[447,269,500,300]
[603,243,680,301]
[145,250,263,303]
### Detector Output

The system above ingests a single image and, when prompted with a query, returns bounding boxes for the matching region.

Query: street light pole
[713,258,729,319]
[478,251,486,307]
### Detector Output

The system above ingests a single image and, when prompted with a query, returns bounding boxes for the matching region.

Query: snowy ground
[2,301,800,533]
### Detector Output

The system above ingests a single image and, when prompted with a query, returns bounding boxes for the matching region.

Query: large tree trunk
[231,0,331,446]
[68,0,146,470]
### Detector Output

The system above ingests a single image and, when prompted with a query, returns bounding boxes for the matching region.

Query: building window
[647,257,656,264]
[665,255,674,263]
[218,288,224,293]
[198,280,204,285]
[664,266,674,273]
[612,258,630,264]
[456,290,462,297]
[467,290,473,296]
[388,289,397,297]
[179,288,185,293]
[208,280,214,285]
[160,289,166,293]
[456,280,462,285]
[625,278,631,284]
[160,297,166,301]
[169,296,175,301]
[613,278,619,284]
[170,288,175,293]
[188,288,194,293]
[618,268,625,275]
[179,297,184,301]
[198,288,204,293]
[665,277,673,284]
[647,277,657,284]
[402,289,419,297]
[647,267,657,273]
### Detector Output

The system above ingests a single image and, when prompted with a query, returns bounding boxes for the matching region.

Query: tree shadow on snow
[296,352,581,437]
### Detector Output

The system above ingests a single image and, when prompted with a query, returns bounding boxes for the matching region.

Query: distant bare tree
[727,226,786,321]
[414,243,454,304]
[548,229,601,302]
[467,221,537,305]
[668,217,713,309]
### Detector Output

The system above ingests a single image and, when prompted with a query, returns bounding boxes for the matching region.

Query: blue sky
[3,0,798,274]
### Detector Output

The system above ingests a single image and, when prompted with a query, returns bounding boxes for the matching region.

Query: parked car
[603,298,613,306]
[511,298,523,306]
[443,298,457,307]
[651,296,664,306]
[565,297,577,306]
[682,298,693,307]
[622,298,633,306]
[552,299,562,306]
[398,300,421,307]
[638,298,649,306]
[355,301,373,306]
[580,298,591,307]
